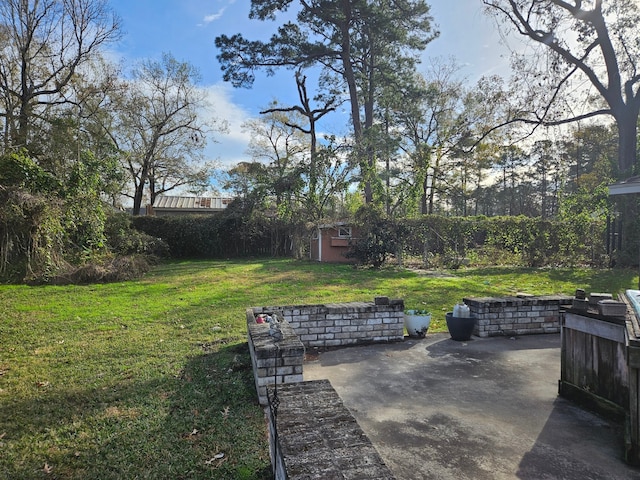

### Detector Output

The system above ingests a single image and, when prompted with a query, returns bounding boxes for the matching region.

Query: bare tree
[483,0,640,176]
[0,0,122,151]
[242,108,308,216]
[113,53,214,215]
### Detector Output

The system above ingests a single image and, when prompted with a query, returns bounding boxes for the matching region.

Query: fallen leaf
[190,428,199,436]
[36,381,50,388]
[205,452,225,465]
[43,463,53,474]
[222,406,230,419]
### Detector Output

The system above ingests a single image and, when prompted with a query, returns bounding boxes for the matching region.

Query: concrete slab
[303,333,640,479]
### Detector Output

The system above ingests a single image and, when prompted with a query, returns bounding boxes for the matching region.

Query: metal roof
[152,195,232,211]
[608,176,640,196]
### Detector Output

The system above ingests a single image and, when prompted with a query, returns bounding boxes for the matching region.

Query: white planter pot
[404,314,432,338]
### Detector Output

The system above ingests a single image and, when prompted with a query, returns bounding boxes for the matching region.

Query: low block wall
[247,298,404,405]
[266,380,395,479]
[246,310,305,406]
[464,295,573,337]
[251,298,405,348]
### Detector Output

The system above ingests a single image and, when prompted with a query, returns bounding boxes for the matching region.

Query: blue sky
[107,0,514,169]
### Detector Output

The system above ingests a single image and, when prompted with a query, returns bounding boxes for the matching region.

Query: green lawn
[0,258,637,479]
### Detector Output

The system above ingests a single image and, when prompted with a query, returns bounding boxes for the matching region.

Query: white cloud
[202,9,225,24]
[199,82,255,167]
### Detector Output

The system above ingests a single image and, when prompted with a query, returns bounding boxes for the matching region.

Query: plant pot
[404,314,432,338]
[445,312,476,341]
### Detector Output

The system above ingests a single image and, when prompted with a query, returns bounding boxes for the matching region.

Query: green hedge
[133,212,607,267]
[132,215,275,258]
[398,215,606,267]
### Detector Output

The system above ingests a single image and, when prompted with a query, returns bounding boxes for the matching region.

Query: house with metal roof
[147,195,233,216]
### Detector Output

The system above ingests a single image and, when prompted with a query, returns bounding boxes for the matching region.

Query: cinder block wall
[464,295,572,337]
[252,298,405,348]
[246,309,305,406]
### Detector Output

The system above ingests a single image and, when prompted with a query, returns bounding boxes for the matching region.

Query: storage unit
[559,291,640,464]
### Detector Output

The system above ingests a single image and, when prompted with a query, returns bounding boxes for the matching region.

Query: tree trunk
[421,175,428,215]
[616,108,639,177]
[132,183,144,215]
[132,163,150,215]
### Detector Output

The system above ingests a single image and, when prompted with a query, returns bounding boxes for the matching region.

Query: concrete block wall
[251,298,405,348]
[246,309,305,406]
[266,380,395,480]
[464,295,573,337]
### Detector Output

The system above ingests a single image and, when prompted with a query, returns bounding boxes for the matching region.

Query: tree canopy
[483,0,640,177]
[215,0,438,203]
[0,0,122,152]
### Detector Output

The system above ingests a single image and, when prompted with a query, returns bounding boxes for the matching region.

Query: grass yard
[0,258,637,479]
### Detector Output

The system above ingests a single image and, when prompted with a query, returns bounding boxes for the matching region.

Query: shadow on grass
[0,343,272,480]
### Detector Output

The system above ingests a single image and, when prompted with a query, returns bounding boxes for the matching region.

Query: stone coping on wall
[464,295,573,338]
[266,380,395,480]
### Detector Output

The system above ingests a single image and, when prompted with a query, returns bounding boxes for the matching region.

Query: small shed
[310,222,358,263]
[148,195,233,216]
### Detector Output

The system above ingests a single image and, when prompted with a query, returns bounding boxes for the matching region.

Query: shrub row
[132,214,275,258]
[399,215,606,267]
[345,212,607,268]
[132,210,607,268]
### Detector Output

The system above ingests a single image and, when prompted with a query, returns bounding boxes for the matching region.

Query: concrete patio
[303,333,640,479]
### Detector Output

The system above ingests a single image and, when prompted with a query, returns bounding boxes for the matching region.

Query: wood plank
[628,346,640,368]
[558,380,626,422]
[627,367,640,464]
[565,312,625,343]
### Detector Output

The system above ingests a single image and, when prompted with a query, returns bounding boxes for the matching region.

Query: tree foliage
[483,0,640,176]
[215,0,438,203]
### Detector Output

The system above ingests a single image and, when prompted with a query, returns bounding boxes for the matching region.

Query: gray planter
[445,312,476,341]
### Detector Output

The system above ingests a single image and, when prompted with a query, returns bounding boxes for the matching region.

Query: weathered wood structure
[559,290,640,464]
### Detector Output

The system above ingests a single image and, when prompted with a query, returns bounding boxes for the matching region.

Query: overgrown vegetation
[0,151,168,284]
[1,258,637,479]
[332,204,608,269]
[130,203,609,269]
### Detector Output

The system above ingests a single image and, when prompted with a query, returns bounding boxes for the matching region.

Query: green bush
[132,214,273,258]
[403,215,606,268]
[345,205,400,268]
[105,211,170,257]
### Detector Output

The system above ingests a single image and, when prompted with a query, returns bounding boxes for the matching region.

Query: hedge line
[133,213,607,268]
[132,215,275,258]
[397,215,606,267]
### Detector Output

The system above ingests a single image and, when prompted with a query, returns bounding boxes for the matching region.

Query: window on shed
[337,227,352,238]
